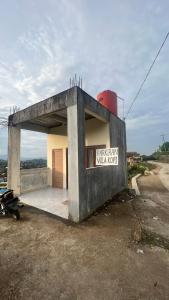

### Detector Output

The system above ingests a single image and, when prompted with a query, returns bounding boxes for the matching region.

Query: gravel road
[149,161,169,191]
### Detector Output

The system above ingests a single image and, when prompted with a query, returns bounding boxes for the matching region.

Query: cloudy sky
[0,0,169,158]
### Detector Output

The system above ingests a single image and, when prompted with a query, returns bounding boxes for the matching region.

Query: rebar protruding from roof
[70,74,83,89]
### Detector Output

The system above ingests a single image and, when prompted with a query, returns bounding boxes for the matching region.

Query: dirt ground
[0,169,169,299]
[137,163,169,241]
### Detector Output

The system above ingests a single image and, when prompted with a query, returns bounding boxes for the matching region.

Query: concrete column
[7,126,21,195]
[67,88,85,222]
[109,115,127,188]
[123,121,128,187]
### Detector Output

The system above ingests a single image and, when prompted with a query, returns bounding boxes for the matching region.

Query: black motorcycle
[0,189,21,220]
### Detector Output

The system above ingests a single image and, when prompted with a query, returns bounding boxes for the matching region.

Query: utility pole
[160,134,166,152]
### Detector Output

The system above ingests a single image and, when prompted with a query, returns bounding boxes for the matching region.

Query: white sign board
[96,147,119,166]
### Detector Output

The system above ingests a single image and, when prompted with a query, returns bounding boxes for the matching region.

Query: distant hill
[0,158,47,173]
[21,159,47,169]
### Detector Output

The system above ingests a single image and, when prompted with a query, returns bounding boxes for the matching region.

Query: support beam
[48,114,67,124]
[10,88,74,125]
[67,104,79,221]
[67,88,85,222]
[20,122,49,133]
[109,114,127,188]
[7,126,21,195]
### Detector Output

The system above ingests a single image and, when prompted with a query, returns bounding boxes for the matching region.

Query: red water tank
[96,90,118,116]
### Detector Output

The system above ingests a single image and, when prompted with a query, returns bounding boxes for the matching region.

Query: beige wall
[47,118,110,188]
[85,118,110,147]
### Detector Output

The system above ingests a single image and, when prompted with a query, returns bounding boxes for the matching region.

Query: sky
[0,0,169,158]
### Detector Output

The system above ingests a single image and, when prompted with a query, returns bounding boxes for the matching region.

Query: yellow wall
[85,118,110,147]
[47,119,110,187]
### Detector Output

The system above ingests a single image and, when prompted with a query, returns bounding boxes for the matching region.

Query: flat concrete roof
[8,87,124,133]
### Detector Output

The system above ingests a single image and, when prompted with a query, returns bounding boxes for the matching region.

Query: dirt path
[137,162,169,241]
[149,161,169,191]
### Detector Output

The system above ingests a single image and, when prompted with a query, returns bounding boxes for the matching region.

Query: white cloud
[0,0,169,156]
[21,130,47,158]
[126,113,166,131]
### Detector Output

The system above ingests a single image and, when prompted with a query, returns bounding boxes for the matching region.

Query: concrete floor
[20,187,68,219]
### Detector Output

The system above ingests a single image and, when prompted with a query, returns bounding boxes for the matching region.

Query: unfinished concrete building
[8,87,127,222]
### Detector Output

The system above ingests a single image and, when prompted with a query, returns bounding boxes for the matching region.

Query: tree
[160,142,169,152]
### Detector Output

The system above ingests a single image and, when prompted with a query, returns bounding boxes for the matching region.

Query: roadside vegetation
[142,141,169,162]
[128,141,169,181]
[128,162,155,181]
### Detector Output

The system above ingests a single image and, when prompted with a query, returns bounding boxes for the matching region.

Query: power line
[117,95,126,120]
[117,95,126,102]
[125,31,169,119]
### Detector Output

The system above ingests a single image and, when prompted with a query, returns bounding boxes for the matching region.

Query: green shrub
[128,163,147,180]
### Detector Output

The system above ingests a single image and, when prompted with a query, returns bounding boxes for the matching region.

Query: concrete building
[7,87,127,222]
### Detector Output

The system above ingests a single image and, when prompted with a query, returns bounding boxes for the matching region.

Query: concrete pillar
[67,88,85,222]
[123,121,128,187]
[7,126,21,195]
[109,115,127,188]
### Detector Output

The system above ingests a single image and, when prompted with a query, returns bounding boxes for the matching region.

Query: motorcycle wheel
[12,210,20,220]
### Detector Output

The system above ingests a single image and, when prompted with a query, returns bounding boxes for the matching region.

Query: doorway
[52,149,63,188]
